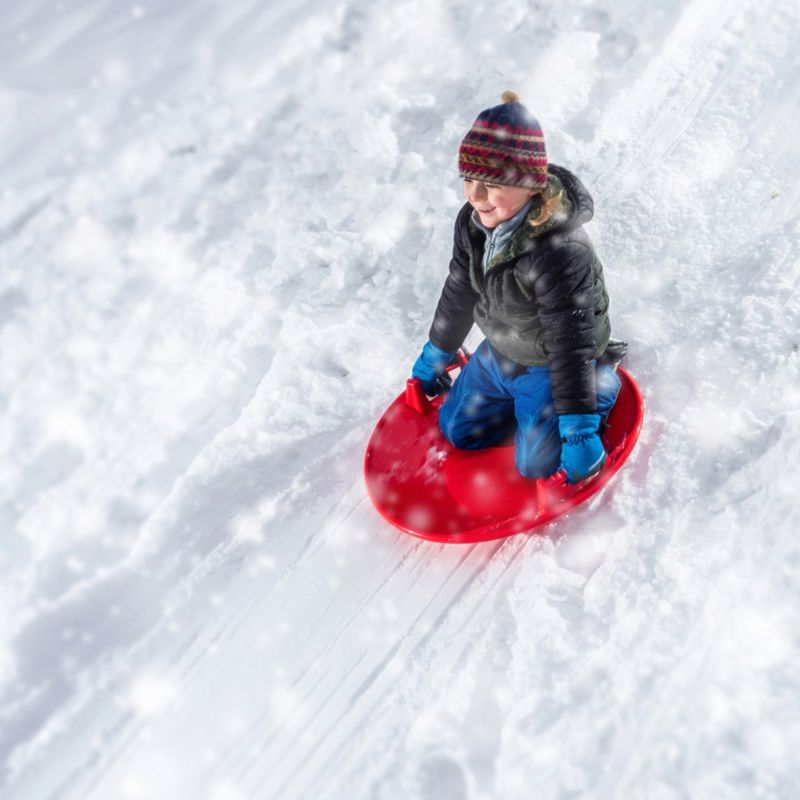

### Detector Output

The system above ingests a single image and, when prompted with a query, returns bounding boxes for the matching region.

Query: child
[411,91,622,484]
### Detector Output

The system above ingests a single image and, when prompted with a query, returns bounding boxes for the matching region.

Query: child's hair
[529,184,564,227]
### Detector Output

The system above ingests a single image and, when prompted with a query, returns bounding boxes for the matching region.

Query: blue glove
[412,341,457,396]
[558,413,607,484]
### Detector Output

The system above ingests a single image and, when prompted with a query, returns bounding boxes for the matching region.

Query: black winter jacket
[428,164,612,415]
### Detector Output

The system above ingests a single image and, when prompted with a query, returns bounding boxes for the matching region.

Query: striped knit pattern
[458,105,548,190]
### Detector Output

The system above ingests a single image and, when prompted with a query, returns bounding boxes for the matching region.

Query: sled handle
[405,377,431,414]
[535,470,568,515]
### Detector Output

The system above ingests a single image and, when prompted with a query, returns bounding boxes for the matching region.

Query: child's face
[463,178,536,228]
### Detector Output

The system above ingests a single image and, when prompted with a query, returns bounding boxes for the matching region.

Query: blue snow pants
[438,340,622,479]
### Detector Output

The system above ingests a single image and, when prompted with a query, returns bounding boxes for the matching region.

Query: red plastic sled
[364,354,643,543]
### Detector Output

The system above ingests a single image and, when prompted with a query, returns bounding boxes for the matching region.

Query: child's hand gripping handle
[406,347,469,414]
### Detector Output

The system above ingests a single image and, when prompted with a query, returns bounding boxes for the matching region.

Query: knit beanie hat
[458,90,548,190]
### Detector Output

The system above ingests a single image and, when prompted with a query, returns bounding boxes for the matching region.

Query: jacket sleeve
[531,240,598,415]
[428,207,479,352]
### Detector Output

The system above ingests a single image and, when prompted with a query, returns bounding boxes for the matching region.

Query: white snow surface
[2,0,799,798]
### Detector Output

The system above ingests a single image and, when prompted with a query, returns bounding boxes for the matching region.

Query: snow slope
[1,0,799,798]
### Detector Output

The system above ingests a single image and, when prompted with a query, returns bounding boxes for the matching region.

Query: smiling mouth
[477,207,496,213]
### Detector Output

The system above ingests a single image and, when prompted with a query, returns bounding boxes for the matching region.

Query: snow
[2,0,800,798]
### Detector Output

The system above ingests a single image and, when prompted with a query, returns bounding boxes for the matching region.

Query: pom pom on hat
[458,91,547,190]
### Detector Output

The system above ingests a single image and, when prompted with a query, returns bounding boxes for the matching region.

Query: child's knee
[439,405,469,448]
[440,418,465,448]
[439,413,484,449]
[439,403,510,449]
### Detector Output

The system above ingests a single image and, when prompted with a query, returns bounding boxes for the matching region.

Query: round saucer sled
[364,353,643,543]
